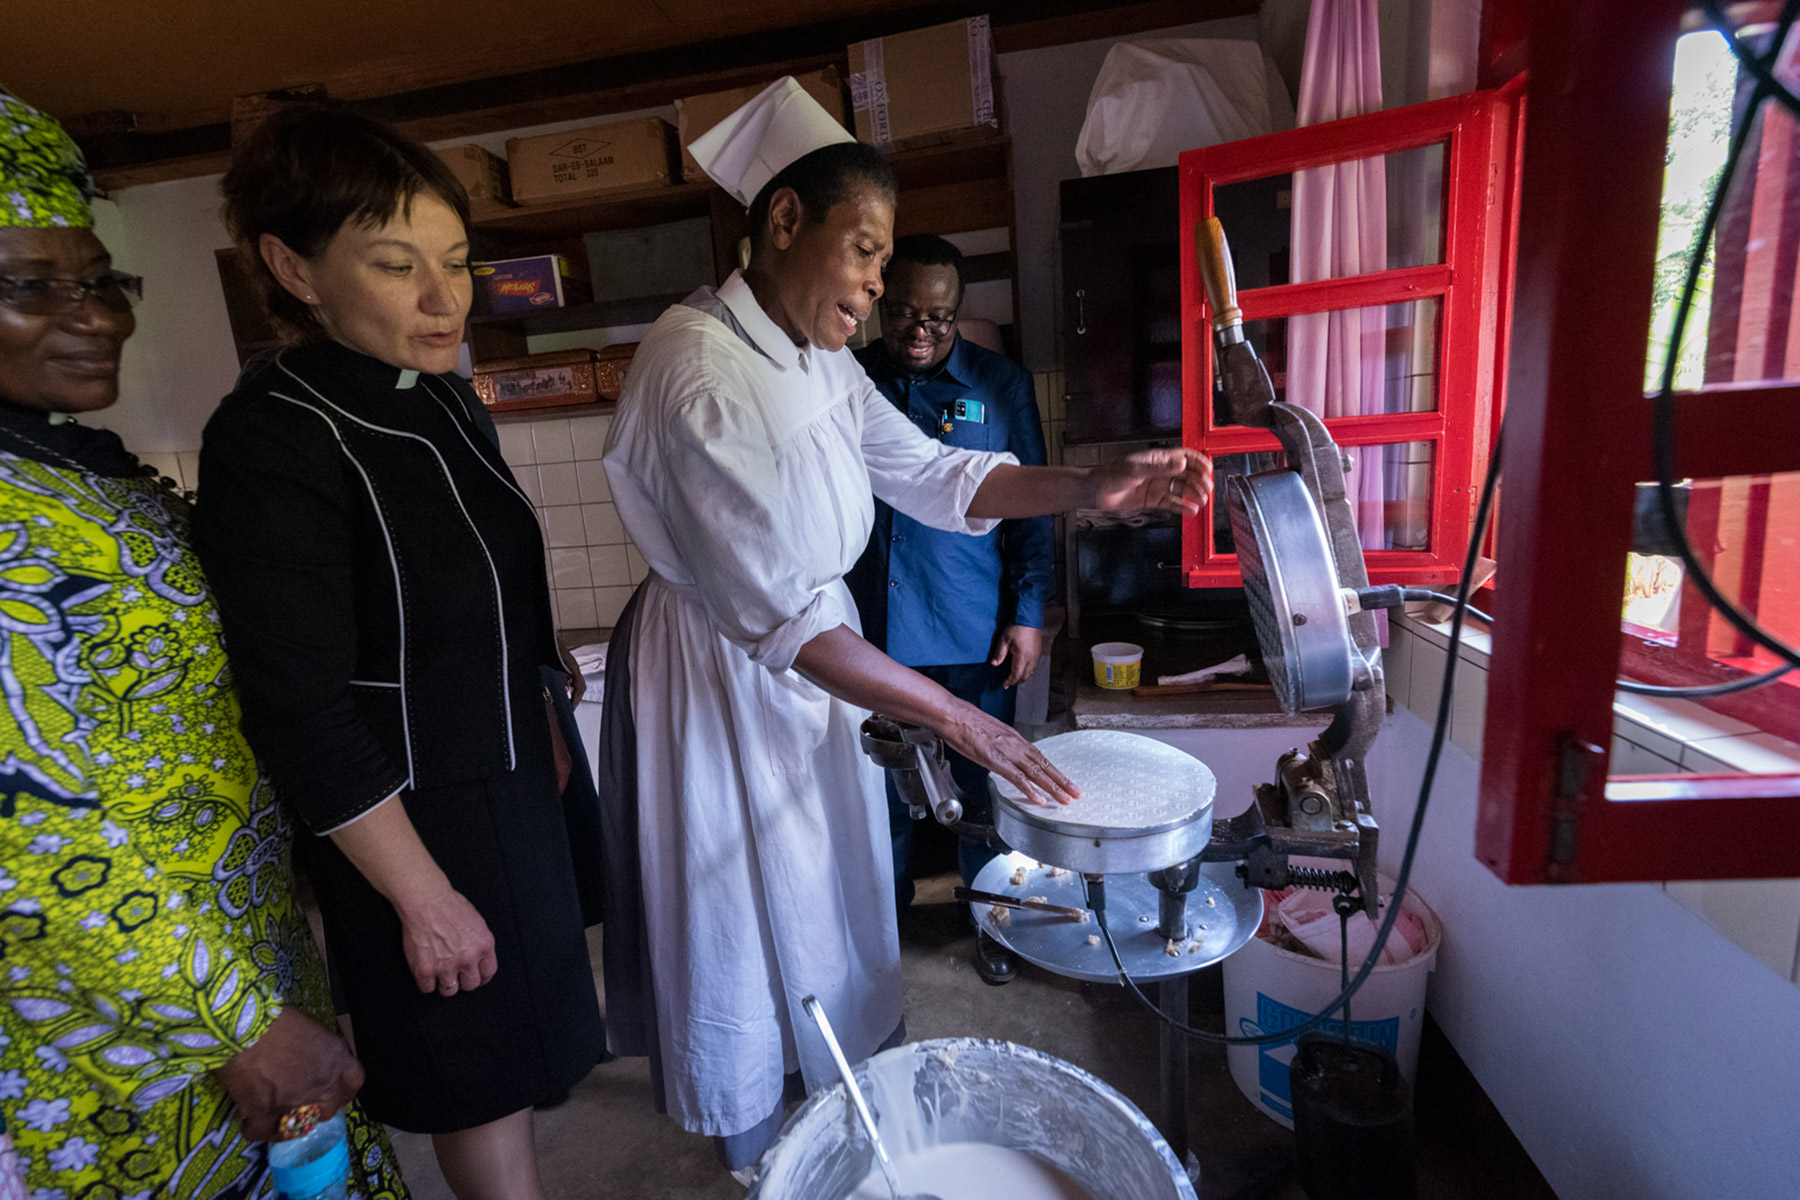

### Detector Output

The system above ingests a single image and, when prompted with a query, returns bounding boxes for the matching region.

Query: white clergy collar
[717,271,805,371]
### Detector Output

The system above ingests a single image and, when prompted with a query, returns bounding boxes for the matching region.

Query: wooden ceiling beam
[83,0,1256,189]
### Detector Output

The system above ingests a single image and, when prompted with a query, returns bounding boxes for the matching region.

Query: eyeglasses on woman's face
[0,271,144,316]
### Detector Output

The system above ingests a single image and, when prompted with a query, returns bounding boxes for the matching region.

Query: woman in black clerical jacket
[193,106,603,1200]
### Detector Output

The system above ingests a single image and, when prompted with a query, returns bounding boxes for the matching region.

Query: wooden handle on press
[1195,216,1242,334]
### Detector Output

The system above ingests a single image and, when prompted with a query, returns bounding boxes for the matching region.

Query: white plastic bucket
[1223,884,1441,1129]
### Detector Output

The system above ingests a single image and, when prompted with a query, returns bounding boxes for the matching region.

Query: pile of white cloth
[1075,38,1295,176]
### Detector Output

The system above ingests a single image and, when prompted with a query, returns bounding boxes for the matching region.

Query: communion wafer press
[859,401,1393,1171]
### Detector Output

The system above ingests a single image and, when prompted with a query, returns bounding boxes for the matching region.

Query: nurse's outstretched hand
[944,705,1079,807]
[1092,447,1214,516]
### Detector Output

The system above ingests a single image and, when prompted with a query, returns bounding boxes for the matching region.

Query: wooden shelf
[472,180,719,243]
[469,134,1013,246]
[469,293,689,336]
[462,132,1018,369]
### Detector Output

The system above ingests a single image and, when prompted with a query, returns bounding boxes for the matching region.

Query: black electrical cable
[1616,664,1794,697]
[1703,0,1800,118]
[1091,425,1506,1047]
[1398,590,1497,627]
[1391,594,1789,697]
[1650,4,1800,674]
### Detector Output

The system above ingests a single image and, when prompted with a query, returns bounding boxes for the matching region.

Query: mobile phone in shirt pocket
[943,397,999,452]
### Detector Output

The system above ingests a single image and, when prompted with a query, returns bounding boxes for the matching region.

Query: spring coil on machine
[1286,866,1359,894]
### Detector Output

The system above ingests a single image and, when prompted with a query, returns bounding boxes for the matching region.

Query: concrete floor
[387,871,1553,1200]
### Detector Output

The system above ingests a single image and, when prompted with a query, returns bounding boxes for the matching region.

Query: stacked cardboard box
[505,117,677,206]
[437,143,513,212]
[849,16,999,151]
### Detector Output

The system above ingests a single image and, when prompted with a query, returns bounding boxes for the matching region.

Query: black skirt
[303,684,606,1133]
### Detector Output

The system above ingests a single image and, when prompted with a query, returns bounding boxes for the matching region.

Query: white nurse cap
[689,76,858,208]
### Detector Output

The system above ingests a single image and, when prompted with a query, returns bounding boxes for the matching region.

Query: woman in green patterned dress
[0,89,407,1199]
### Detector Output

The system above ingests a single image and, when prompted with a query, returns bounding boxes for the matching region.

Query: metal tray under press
[970,853,1263,983]
[992,730,1217,875]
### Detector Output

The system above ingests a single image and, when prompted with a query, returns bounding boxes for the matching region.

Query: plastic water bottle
[267,1111,350,1200]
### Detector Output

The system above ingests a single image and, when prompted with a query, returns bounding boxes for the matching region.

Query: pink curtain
[1288,0,1389,550]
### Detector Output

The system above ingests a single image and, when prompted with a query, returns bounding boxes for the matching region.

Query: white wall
[1367,707,1800,1200]
[88,180,241,453]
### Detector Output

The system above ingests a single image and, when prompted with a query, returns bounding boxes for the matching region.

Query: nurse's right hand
[396,883,499,997]
[943,705,1079,807]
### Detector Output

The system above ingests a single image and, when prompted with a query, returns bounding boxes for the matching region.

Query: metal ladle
[801,995,943,1200]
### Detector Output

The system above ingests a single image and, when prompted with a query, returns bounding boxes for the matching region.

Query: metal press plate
[992,731,1218,875]
[992,730,1217,839]
[970,853,1264,984]
[1226,470,1356,714]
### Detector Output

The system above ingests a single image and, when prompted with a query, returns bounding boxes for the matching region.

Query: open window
[1477,4,1800,884]
[1177,90,1519,587]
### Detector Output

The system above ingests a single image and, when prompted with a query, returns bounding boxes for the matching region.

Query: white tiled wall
[1385,613,1800,987]
[498,409,638,632]
[136,409,637,635]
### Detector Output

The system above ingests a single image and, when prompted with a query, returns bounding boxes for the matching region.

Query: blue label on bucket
[1245,993,1399,1121]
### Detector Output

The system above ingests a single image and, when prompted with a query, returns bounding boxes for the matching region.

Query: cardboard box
[849,16,999,150]
[437,143,513,210]
[675,69,847,182]
[583,218,716,303]
[470,254,590,317]
[505,117,676,206]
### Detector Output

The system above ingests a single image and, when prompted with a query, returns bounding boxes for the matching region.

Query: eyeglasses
[881,300,957,338]
[0,272,144,316]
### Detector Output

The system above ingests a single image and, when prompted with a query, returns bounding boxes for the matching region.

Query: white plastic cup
[1090,642,1144,690]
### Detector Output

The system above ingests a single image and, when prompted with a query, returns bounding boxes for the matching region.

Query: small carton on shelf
[505,117,676,206]
[472,345,638,414]
[849,16,999,151]
[583,217,716,303]
[675,69,847,182]
[470,254,590,318]
[437,143,513,211]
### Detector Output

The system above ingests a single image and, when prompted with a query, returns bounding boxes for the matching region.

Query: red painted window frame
[1177,90,1513,588]
[1476,0,1800,885]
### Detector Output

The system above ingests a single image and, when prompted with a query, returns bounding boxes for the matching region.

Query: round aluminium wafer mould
[992,730,1217,875]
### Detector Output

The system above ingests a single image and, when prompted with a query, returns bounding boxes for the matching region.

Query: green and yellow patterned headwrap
[0,87,94,229]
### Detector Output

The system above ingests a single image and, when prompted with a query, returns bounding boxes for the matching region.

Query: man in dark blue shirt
[847,234,1054,986]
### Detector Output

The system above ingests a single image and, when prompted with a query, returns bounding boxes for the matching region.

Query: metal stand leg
[1158,975,1191,1171]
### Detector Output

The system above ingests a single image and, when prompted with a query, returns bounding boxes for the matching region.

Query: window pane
[1210,141,1448,287]
[1645,29,1800,391]
[1620,473,1800,732]
[1231,298,1441,414]
[1618,472,1800,747]
[1210,442,1433,554]
[1363,441,1434,551]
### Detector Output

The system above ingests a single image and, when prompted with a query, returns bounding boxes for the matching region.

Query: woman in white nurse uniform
[596,78,1214,1171]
